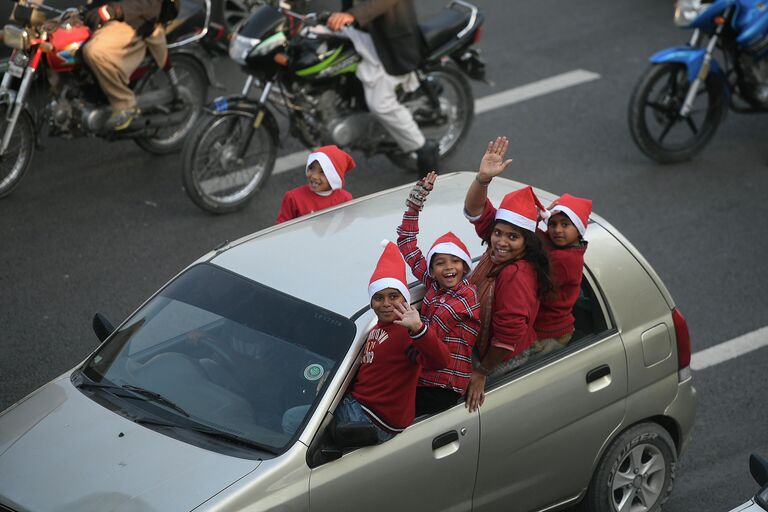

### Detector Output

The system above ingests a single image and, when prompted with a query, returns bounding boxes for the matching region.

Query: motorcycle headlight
[3,24,30,50]
[229,33,261,65]
[674,0,706,27]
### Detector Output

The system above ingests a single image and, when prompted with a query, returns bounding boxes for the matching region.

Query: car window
[79,263,356,456]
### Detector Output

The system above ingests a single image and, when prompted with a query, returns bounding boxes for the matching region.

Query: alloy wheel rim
[610,444,666,512]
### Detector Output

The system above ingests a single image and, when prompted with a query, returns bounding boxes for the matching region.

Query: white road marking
[691,326,768,371]
[273,68,602,175]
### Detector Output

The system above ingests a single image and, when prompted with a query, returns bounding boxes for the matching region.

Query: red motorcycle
[0,0,221,198]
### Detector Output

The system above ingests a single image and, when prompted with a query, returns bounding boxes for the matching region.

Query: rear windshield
[80,263,356,455]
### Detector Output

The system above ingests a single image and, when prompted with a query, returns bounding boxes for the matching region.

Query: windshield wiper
[120,384,190,417]
[76,380,189,417]
[136,417,278,454]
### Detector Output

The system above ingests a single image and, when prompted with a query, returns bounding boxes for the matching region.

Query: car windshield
[79,263,356,454]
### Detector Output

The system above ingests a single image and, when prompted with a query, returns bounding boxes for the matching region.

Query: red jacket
[275,185,352,224]
[469,199,540,359]
[351,321,450,432]
[397,210,480,394]
[534,233,587,339]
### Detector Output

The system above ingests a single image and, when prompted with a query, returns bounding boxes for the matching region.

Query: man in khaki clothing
[82,0,167,130]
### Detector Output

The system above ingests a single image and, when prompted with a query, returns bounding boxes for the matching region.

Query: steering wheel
[196,335,237,369]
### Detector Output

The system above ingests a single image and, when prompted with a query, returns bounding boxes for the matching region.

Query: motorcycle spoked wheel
[0,105,35,199]
[628,62,727,164]
[386,61,474,171]
[181,111,276,214]
[133,54,208,155]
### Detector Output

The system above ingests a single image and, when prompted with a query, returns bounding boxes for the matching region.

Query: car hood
[0,373,261,512]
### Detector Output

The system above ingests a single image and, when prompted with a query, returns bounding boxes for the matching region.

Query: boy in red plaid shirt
[397,172,480,415]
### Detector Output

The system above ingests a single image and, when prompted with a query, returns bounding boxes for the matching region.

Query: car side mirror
[92,313,115,343]
[333,422,379,449]
[751,453,768,487]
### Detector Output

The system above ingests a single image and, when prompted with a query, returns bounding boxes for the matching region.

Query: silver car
[0,172,697,512]
[728,454,768,512]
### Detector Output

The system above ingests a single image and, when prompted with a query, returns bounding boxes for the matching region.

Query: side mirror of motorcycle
[92,313,115,343]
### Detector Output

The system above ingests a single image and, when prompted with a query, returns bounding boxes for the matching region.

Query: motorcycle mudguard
[206,95,280,144]
[170,46,221,90]
[650,46,724,82]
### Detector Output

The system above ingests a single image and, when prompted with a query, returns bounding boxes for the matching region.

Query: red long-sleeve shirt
[396,210,480,394]
[535,233,587,339]
[351,321,450,432]
[275,185,352,224]
[469,199,540,359]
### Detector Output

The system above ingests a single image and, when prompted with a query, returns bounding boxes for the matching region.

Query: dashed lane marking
[273,68,602,175]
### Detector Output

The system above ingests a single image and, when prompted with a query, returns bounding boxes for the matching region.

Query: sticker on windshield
[304,364,324,381]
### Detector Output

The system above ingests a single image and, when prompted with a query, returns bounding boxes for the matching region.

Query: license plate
[7,62,24,79]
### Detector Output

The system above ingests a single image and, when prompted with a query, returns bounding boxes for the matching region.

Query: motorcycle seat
[419,7,473,52]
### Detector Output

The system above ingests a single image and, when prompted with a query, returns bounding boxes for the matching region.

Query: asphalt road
[1,0,767,510]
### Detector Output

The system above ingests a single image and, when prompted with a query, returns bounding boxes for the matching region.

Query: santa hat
[306,145,356,191]
[368,240,410,302]
[495,186,549,233]
[426,232,473,271]
[543,193,592,236]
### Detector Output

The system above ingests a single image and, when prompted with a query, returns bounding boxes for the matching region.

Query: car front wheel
[582,422,677,512]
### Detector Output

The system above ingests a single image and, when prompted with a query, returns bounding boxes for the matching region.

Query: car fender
[650,46,724,83]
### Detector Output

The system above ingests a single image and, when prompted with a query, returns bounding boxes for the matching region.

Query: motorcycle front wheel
[181,111,276,214]
[387,61,474,171]
[0,105,35,199]
[134,54,208,155]
[628,62,727,164]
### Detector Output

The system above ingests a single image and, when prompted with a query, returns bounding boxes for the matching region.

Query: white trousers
[346,28,425,152]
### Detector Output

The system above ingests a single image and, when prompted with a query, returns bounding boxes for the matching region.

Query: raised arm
[464,136,514,217]
[397,172,437,284]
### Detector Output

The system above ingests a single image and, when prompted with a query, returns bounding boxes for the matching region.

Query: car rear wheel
[582,422,677,512]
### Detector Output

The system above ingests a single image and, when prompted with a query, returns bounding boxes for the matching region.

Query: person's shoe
[105,107,139,131]
[415,139,439,177]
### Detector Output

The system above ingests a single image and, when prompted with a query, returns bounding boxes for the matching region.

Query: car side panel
[308,406,480,512]
[472,331,628,512]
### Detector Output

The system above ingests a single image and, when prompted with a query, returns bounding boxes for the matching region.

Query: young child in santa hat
[396,171,480,416]
[275,145,355,224]
[531,192,592,358]
[337,241,451,442]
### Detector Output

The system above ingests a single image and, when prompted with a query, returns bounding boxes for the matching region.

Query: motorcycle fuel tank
[46,24,91,73]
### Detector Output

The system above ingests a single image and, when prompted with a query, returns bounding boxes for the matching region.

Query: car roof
[209,172,668,317]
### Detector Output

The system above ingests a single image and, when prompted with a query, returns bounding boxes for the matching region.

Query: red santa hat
[544,193,593,236]
[426,231,473,271]
[495,186,549,233]
[306,145,356,191]
[368,240,410,303]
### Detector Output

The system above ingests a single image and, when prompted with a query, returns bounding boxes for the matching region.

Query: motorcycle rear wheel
[386,61,474,171]
[182,111,276,214]
[134,54,208,155]
[0,106,35,199]
[628,62,727,164]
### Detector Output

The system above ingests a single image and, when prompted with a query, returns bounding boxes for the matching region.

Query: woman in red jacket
[463,136,553,412]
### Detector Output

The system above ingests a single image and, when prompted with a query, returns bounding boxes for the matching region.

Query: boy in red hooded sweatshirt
[276,145,355,224]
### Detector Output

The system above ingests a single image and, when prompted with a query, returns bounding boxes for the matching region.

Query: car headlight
[3,24,30,50]
[674,0,707,27]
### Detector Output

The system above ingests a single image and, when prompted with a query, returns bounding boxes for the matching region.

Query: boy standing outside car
[276,145,356,224]
[397,172,480,415]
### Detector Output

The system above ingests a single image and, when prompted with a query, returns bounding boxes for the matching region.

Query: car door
[308,405,480,512]
[472,274,627,512]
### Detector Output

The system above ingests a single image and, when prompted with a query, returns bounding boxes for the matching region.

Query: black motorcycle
[181,0,487,214]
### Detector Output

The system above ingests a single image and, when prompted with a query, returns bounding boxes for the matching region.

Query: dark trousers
[415,386,461,416]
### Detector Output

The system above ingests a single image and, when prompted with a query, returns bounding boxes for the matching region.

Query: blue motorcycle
[629,0,768,163]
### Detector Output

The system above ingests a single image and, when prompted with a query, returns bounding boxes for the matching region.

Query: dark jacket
[91,0,162,35]
[343,0,427,75]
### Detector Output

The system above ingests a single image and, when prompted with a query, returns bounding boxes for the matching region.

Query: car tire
[581,422,677,512]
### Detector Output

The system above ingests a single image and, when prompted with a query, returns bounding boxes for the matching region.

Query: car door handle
[586,364,612,392]
[432,430,460,459]
[432,430,459,450]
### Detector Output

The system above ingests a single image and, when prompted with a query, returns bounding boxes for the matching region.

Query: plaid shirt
[397,211,480,394]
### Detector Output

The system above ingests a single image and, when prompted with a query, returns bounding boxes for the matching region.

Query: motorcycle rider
[327,0,439,176]
[82,0,170,130]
